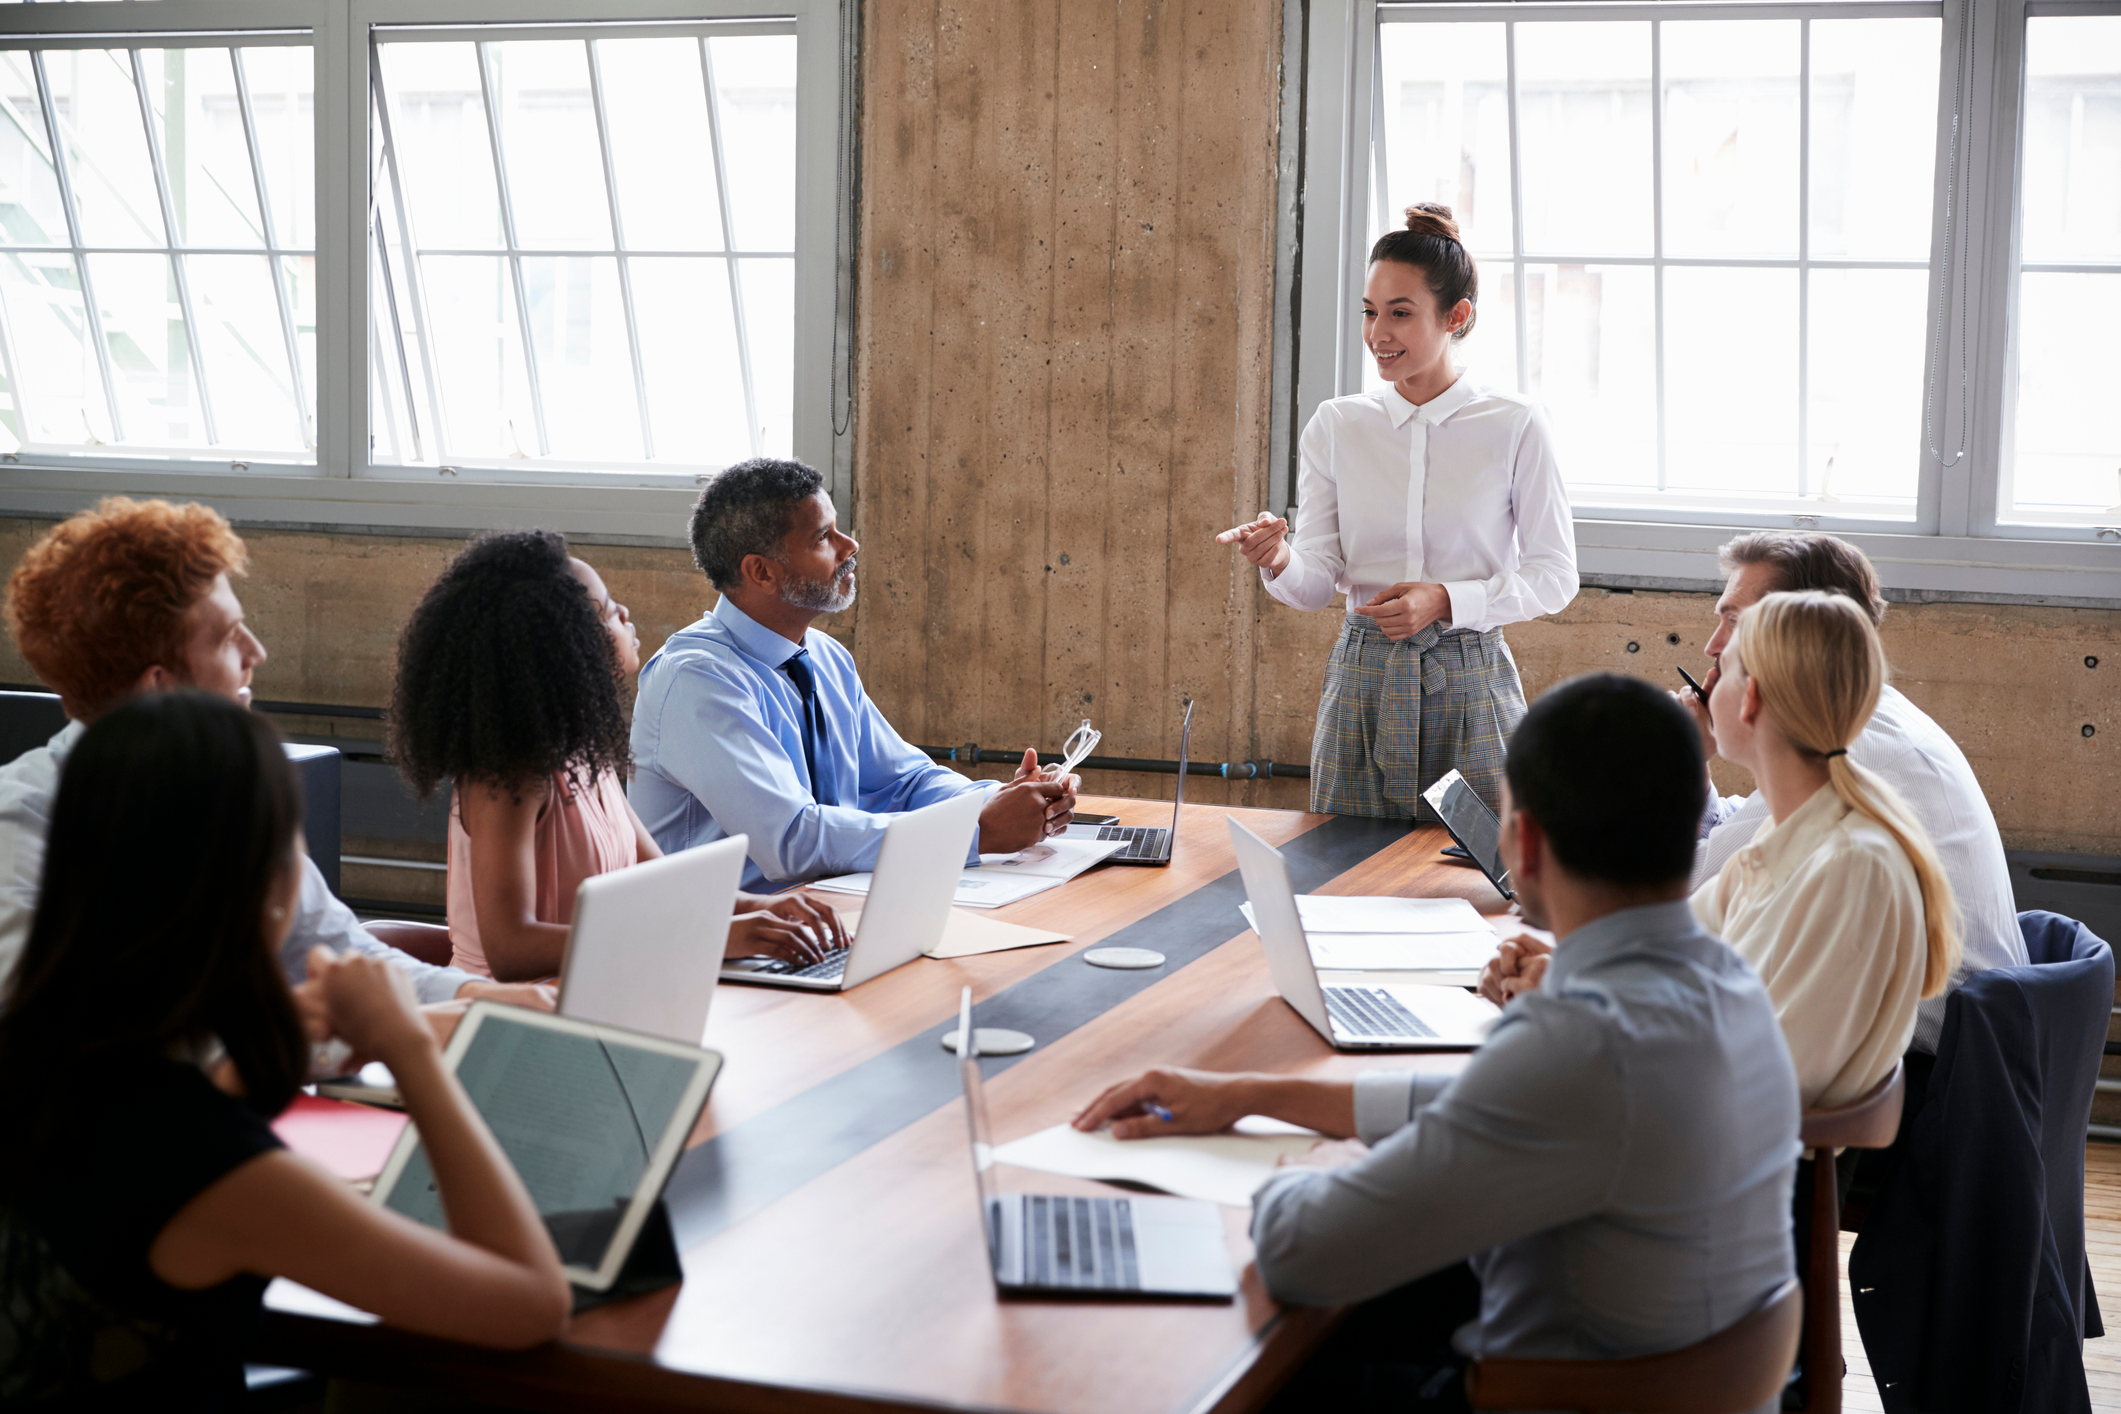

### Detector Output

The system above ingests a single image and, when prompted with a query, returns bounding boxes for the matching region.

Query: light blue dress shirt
[1251,899,1800,1383]
[629,597,994,888]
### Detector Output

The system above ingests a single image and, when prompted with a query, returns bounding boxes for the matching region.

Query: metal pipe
[915,744,1310,780]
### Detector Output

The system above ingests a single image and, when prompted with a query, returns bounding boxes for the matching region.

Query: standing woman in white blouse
[1220,204,1578,818]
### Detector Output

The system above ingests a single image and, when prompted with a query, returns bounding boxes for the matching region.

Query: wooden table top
[260,797,1518,1414]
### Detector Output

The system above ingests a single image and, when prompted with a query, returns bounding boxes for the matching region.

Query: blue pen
[1144,1103,1174,1123]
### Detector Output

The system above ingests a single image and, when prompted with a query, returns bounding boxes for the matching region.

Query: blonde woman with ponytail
[1692,590,1962,1109]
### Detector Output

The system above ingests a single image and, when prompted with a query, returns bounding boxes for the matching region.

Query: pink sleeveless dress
[446,767,638,979]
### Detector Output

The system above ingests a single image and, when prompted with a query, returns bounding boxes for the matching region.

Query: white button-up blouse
[1690,783,1929,1110]
[1264,376,1580,634]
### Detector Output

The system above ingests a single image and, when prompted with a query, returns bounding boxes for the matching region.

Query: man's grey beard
[783,555,857,613]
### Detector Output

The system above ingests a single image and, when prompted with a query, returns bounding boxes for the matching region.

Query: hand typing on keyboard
[725,889,847,968]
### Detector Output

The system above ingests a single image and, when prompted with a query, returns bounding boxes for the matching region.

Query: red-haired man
[0,498,546,1012]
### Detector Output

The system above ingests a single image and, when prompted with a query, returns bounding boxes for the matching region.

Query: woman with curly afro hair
[389,530,846,982]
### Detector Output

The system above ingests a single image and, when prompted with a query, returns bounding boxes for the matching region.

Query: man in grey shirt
[1075,675,1800,1409]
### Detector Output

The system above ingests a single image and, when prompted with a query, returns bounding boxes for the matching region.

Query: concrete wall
[2,0,2116,857]
[2,519,2113,855]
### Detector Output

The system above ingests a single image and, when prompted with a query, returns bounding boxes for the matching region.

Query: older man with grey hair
[1675,530,2024,1054]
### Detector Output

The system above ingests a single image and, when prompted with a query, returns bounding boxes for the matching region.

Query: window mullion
[369,49,448,461]
[367,279,406,461]
[130,47,219,447]
[1798,18,1810,497]
[1505,21,1529,395]
[585,37,655,461]
[371,220,423,461]
[232,46,314,449]
[699,35,760,460]
[1651,18,1667,491]
[0,262,28,448]
[474,40,549,458]
[1371,31,1392,237]
[32,50,124,443]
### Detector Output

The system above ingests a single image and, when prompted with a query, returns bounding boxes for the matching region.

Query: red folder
[273,1093,411,1183]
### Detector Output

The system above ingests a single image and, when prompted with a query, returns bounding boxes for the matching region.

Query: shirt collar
[1544,898,1707,988]
[1383,372,1478,429]
[46,718,85,765]
[1734,782,1851,891]
[710,595,809,669]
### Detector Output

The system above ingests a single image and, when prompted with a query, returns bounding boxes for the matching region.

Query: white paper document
[1288,894,1489,934]
[1237,901,1501,972]
[810,837,1126,909]
[991,1115,1325,1207]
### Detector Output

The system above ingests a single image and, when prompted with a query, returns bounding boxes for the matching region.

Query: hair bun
[1403,202,1461,243]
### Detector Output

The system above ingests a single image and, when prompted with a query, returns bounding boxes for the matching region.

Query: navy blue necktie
[781,650,836,806]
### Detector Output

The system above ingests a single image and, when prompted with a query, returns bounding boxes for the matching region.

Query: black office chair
[1849,912,2110,1411]
[0,689,67,765]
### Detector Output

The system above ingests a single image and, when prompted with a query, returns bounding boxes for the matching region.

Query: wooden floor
[1837,1142,2121,1410]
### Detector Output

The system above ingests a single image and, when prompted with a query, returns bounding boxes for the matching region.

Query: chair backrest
[1465,1278,1802,1414]
[1801,1062,1904,1151]
[0,690,67,767]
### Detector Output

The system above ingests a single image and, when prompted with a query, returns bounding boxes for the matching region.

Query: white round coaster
[942,1027,1036,1056]
[1083,947,1166,970]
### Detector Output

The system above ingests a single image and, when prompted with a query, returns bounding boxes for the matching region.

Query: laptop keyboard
[1023,1194,1141,1290]
[743,947,850,980]
[788,948,849,980]
[1095,825,1169,860]
[1324,986,1436,1040]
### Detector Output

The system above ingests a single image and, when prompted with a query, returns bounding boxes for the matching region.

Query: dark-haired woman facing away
[391,530,842,983]
[0,693,568,1408]
[1217,204,1579,819]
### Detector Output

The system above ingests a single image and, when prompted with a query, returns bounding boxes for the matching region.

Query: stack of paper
[836,907,1073,958]
[1239,894,1503,973]
[991,1115,1324,1207]
[812,836,1125,910]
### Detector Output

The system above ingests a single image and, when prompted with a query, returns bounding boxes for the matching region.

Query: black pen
[1676,665,1709,705]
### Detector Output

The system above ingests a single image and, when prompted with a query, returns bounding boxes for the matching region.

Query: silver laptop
[1061,700,1192,866]
[559,835,749,1046]
[1227,818,1500,1050]
[721,790,984,991]
[957,988,1237,1299]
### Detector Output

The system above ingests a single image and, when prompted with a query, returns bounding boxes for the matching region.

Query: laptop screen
[1423,771,1513,899]
[1169,699,1195,829]
[956,990,1005,1260]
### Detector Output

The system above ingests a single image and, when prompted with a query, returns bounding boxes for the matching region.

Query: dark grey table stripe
[663,813,1411,1250]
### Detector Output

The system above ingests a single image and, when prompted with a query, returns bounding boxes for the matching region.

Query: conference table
[259,796,1519,1414]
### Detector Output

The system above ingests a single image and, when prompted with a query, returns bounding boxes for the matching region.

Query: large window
[0,0,850,525]
[1370,14,1939,520]
[0,41,316,461]
[368,28,797,473]
[1288,0,2121,589]
[2007,13,2121,526]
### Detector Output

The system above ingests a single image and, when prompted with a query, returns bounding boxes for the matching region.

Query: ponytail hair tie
[1824,748,1849,759]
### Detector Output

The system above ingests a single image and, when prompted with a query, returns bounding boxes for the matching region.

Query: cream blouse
[1691,783,1928,1110]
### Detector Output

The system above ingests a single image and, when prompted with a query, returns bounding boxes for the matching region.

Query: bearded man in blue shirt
[630,458,1075,892]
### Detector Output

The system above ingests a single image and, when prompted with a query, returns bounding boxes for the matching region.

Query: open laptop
[1227,818,1500,1050]
[957,988,1237,1298]
[370,1001,722,1293]
[1421,769,1516,902]
[721,790,984,991]
[1061,700,1192,866]
[559,834,749,1045]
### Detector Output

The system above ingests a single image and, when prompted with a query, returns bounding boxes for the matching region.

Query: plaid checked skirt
[1309,616,1526,820]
